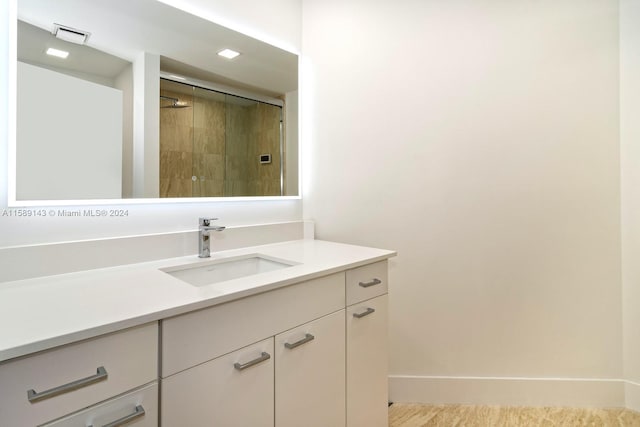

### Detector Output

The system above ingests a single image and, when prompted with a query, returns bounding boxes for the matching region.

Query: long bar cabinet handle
[27,366,108,403]
[234,352,271,371]
[284,333,315,349]
[353,308,376,319]
[358,278,382,288]
[88,405,146,427]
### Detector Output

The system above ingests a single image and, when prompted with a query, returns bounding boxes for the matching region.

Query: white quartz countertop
[0,239,395,363]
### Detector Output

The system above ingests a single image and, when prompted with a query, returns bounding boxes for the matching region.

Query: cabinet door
[346,295,388,427]
[275,310,346,427]
[162,338,274,427]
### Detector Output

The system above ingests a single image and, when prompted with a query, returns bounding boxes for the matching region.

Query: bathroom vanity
[0,239,395,427]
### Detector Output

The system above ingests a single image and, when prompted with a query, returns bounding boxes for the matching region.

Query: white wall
[17,62,123,200]
[0,0,303,248]
[132,52,159,198]
[115,63,134,198]
[303,0,622,406]
[621,0,640,412]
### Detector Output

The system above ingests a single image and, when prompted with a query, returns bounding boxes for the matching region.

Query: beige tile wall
[224,102,253,196]
[159,87,195,198]
[160,82,283,197]
[193,93,226,197]
[250,102,282,196]
[224,100,282,196]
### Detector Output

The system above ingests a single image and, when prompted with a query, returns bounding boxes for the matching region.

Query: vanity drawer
[346,261,388,306]
[162,272,345,377]
[41,382,158,427]
[0,322,158,427]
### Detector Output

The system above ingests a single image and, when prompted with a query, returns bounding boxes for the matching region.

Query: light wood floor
[388,403,640,426]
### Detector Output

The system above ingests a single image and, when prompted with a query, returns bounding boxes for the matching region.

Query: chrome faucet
[198,217,225,258]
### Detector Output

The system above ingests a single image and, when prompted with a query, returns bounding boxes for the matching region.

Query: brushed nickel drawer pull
[284,333,315,349]
[27,366,108,403]
[353,308,375,318]
[88,404,146,427]
[234,352,271,371]
[359,278,382,288]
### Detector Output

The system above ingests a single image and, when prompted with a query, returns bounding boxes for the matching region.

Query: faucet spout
[201,225,226,233]
[198,217,225,258]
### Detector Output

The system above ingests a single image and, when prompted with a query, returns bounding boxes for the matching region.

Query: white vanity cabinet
[0,322,158,426]
[275,309,346,427]
[0,242,393,427]
[346,261,389,427]
[162,338,275,427]
[160,273,345,378]
[160,260,389,427]
[162,310,347,427]
[160,273,345,427]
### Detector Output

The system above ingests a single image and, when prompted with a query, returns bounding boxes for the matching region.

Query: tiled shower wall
[159,83,282,198]
[226,102,282,196]
[159,87,195,197]
[193,92,226,197]
[252,102,283,196]
[159,87,226,197]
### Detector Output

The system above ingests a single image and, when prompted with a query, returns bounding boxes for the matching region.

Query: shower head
[160,95,191,108]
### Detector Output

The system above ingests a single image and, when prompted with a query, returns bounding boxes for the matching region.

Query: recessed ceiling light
[46,48,69,59]
[217,48,240,60]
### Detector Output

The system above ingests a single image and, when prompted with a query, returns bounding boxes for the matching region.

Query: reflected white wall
[115,63,134,199]
[17,62,123,200]
[132,51,159,198]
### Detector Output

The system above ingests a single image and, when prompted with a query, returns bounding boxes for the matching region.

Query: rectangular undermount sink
[161,254,298,287]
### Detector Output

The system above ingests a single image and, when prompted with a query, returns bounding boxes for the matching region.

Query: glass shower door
[159,78,284,197]
[192,87,226,197]
[224,93,283,196]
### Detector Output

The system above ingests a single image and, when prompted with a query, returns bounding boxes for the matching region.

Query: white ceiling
[17,0,298,96]
[18,21,130,81]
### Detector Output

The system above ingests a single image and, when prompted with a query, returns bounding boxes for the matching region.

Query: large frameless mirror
[11,0,299,205]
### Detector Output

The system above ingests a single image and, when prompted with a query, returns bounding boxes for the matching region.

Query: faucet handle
[199,217,219,226]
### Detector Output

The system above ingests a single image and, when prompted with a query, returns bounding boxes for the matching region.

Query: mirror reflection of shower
[159,78,284,198]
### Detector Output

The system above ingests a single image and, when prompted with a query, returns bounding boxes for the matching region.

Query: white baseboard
[389,375,626,408]
[625,381,640,412]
